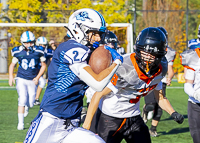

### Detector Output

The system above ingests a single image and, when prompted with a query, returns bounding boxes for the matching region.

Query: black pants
[95,111,151,143]
[188,101,200,143]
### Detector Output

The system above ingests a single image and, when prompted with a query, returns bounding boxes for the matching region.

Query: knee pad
[153,107,163,121]
[145,103,156,112]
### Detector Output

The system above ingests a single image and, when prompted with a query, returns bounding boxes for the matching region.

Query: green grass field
[0,80,193,143]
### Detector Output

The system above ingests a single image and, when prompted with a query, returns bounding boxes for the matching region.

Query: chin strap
[146,62,150,73]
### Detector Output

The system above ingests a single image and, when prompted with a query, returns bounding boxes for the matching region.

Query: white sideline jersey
[161,46,176,83]
[99,53,167,118]
[180,48,200,103]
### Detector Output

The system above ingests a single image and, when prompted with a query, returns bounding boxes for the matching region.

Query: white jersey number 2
[21,59,35,70]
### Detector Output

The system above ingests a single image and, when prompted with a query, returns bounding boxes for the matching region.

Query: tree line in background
[1,0,200,74]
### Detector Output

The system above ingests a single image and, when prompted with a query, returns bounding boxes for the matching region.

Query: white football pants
[38,76,46,88]
[16,77,37,107]
[24,112,105,143]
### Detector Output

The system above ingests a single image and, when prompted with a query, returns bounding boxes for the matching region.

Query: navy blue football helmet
[135,27,167,76]
[101,30,118,49]
[157,27,168,40]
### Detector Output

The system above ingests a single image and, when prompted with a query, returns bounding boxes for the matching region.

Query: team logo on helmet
[76,11,90,21]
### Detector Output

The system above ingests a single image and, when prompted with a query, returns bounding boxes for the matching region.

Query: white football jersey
[99,53,167,118]
[180,48,200,103]
[161,46,176,83]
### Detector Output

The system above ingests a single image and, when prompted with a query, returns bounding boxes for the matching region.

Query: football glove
[193,88,200,102]
[104,45,123,65]
[171,111,184,124]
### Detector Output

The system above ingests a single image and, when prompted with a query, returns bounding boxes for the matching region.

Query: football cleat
[34,99,41,106]
[17,123,24,130]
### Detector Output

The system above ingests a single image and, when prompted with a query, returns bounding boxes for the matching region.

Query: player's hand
[9,77,15,86]
[104,45,123,64]
[92,41,99,49]
[33,78,39,85]
[82,123,90,130]
[166,78,172,86]
[193,88,200,102]
[171,111,184,124]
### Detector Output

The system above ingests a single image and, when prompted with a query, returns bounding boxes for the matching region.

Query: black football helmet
[101,30,118,49]
[135,27,167,76]
[157,26,168,40]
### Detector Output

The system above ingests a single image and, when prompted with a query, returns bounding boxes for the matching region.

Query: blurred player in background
[142,27,176,137]
[183,25,200,78]
[181,48,200,143]
[34,36,55,106]
[188,25,200,49]
[82,27,184,143]
[49,39,57,51]
[24,8,123,143]
[8,31,46,130]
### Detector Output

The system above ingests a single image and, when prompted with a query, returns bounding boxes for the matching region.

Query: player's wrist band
[114,59,122,65]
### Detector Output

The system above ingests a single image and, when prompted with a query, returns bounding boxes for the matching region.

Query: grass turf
[0,80,193,143]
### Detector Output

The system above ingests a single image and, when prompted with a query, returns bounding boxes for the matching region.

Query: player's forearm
[36,63,46,79]
[167,66,174,81]
[155,90,175,115]
[9,63,15,78]
[83,87,111,130]
[82,92,101,130]
[80,62,119,91]
[84,62,118,81]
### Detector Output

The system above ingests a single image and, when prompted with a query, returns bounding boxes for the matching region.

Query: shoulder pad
[35,46,45,51]
[34,46,45,54]
[165,47,176,63]
[188,39,198,48]
[11,46,23,56]
[189,39,197,43]
[180,49,199,66]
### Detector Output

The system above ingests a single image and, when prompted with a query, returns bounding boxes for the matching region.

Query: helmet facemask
[22,41,35,52]
[136,44,166,77]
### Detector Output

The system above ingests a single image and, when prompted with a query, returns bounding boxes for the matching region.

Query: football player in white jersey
[82,27,184,143]
[9,31,46,130]
[188,25,200,50]
[24,8,123,143]
[181,48,200,143]
[142,27,176,137]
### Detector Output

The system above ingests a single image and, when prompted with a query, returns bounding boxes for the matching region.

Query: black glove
[171,111,184,124]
